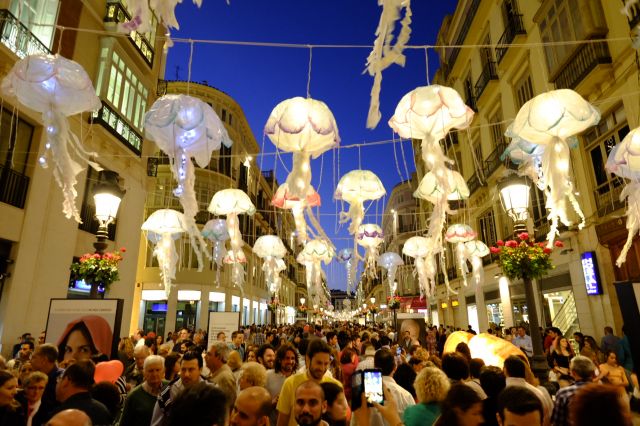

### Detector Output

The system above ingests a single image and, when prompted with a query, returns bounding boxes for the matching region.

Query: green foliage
[490,233,562,280]
[70,249,125,291]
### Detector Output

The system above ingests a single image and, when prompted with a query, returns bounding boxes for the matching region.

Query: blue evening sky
[166,0,458,291]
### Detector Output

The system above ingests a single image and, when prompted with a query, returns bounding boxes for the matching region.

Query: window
[489,109,504,149]
[10,0,59,49]
[0,108,34,173]
[514,73,533,109]
[478,209,498,264]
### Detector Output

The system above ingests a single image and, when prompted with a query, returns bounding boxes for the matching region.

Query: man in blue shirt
[512,326,533,358]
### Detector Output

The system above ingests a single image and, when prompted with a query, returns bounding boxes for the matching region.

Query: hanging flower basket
[387,295,401,309]
[70,248,125,294]
[490,233,562,280]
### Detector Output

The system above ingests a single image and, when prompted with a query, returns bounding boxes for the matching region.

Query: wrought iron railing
[496,14,526,63]
[0,9,50,58]
[467,172,481,195]
[156,79,168,96]
[482,142,507,178]
[104,1,154,66]
[474,61,498,100]
[92,101,143,155]
[444,0,481,78]
[0,164,29,209]
[551,41,611,90]
[593,177,625,217]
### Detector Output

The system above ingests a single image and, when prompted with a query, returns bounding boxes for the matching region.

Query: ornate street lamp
[91,170,124,298]
[497,174,548,380]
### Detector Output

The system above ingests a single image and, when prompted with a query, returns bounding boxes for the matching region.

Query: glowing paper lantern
[464,239,490,305]
[443,331,525,369]
[445,224,476,287]
[335,170,386,234]
[365,0,412,129]
[253,235,287,294]
[378,252,404,296]
[509,89,600,245]
[297,239,334,307]
[265,97,340,244]
[145,94,231,271]
[605,128,640,266]
[356,224,384,279]
[1,54,102,222]
[202,219,229,286]
[403,236,435,298]
[208,189,256,289]
[118,0,202,33]
[336,248,357,294]
[414,170,470,203]
[141,209,187,296]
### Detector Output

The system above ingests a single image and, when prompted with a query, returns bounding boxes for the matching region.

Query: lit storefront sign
[581,251,602,295]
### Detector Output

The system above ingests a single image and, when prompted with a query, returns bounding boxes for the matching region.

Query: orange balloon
[94,360,124,383]
[443,331,525,368]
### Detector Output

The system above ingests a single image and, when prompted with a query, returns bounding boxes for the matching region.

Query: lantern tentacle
[617,183,640,266]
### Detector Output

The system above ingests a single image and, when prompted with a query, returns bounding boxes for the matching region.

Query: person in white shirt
[512,326,533,358]
[367,348,415,426]
[503,356,552,426]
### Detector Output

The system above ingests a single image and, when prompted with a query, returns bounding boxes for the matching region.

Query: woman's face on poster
[64,329,93,362]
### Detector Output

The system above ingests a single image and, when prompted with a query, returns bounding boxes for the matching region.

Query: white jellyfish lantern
[265,97,340,244]
[606,127,640,266]
[356,224,384,278]
[253,235,287,295]
[141,209,187,297]
[445,224,477,287]
[509,89,600,245]
[208,189,256,289]
[1,54,102,222]
[378,252,404,296]
[335,170,386,234]
[402,236,433,299]
[336,248,356,294]
[464,239,490,290]
[145,94,231,271]
[202,219,229,286]
[117,0,202,34]
[297,239,334,307]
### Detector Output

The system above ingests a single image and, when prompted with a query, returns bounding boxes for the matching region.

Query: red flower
[497,240,504,246]
[538,242,545,247]
[554,240,564,248]
[543,248,552,254]
[518,232,529,241]
[490,247,500,254]
[120,247,126,252]
[505,240,518,248]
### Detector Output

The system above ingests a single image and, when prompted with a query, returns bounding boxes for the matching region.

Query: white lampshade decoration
[403,236,436,299]
[445,224,477,287]
[336,248,356,294]
[378,252,404,297]
[202,219,229,286]
[297,239,334,308]
[509,89,600,245]
[265,97,339,244]
[1,54,102,222]
[356,224,384,279]
[141,209,187,297]
[145,94,231,271]
[117,0,201,34]
[253,235,287,295]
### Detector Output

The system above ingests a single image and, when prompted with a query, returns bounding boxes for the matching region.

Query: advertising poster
[45,299,123,363]
[207,311,241,349]
[397,313,427,345]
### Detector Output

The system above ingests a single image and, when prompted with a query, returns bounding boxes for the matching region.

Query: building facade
[423,0,636,339]
[0,0,165,354]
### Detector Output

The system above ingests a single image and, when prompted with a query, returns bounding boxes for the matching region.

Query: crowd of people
[0,322,637,426]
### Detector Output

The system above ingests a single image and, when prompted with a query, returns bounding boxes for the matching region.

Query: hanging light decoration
[145,94,231,271]
[378,252,404,296]
[1,54,102,222]
[297,239,334,307]
[356,224,384,278]
[208,189,256,289]
[202,219,229,286]
[265,97,340,244]
[606,127,640,266]
[402,236,436,299]
[141,209,187,297]
[508,89,600,245]
[336,248,356,294]
[464,239,490,298]
[253,235,287,294]
[117,0,203,34]
[444,224,477,287]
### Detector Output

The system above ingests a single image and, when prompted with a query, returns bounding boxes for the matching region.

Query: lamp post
[370,297,376,325]
[498,174,548,381]
[91,170,125,298]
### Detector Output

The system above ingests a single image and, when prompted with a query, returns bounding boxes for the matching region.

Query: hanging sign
[581,251,602,295]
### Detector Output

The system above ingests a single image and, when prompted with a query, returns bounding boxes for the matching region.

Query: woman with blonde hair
[227,350,243,382]
[238,361,267,390]
[402,366,450,426]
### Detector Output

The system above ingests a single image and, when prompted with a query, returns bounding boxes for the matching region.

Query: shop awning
[398,296,427,309]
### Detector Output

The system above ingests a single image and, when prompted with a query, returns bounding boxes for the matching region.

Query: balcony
[496,14,526,64]
[482,142,507,179]
[593,177,625,217]
[467,172,482,195]
[444,0,481,79]
[0,164,29,209]
[474,61,498,100]
[92,101,143,155]
[550,41,612,90]
[104,1,154,66]
[0,9,50,58]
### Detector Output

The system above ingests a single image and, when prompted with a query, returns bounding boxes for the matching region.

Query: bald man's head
[46,409,92,426]
[230,386,272,426]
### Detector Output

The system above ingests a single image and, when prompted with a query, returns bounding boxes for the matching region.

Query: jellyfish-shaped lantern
[202,219,229,286]
[464,239,490,290]
[117,0,202,34]
[357,224,384,278]
[208,189,256,289]
[445,224,477,287]
[509,89,600,245]
[378,252,404,296]
[141,209,187,297]
[336,248,356,294]
[402,236,435,299]
[145,94,231,271]
[1,54,102,222]
[335,170,386,234]
[253,235,287,295]
[297,239,334,307]
[265,97,340,244]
